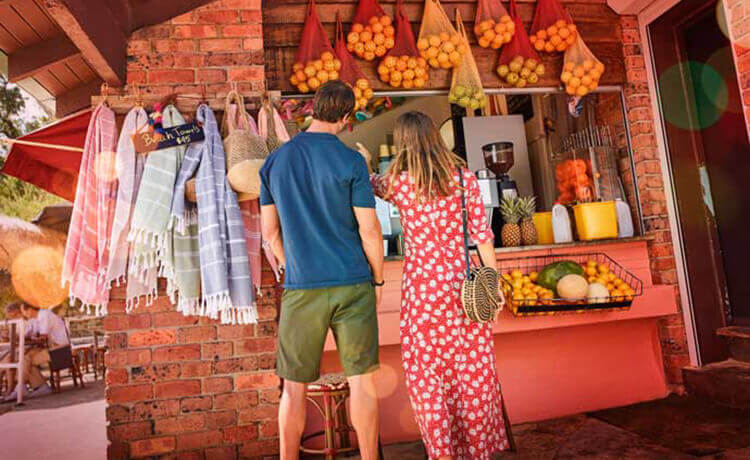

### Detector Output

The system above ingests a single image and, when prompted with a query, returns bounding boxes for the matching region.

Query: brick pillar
[105,1,281,458]
[620,15,690,387]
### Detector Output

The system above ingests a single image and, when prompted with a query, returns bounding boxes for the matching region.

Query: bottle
[615,199,634,238]
[552,204,573,243]
[378,144,392,174]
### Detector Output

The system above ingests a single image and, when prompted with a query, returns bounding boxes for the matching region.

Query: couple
[260,81,510,460]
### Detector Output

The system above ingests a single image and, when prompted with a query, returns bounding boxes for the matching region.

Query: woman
[362,111,511,460]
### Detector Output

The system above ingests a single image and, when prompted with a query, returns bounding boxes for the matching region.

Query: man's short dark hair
[313,80,355,123]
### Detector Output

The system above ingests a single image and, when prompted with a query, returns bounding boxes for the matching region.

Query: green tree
[0,76,61,221]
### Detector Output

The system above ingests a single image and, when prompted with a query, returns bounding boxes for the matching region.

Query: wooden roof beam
[44,0,128,86]
[55,78,102,118]
[7,36,80,82]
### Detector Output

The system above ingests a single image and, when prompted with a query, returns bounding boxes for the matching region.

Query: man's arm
[353,207,384,305]
[261,204,286,267]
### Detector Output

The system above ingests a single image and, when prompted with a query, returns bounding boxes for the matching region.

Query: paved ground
[2,379,750,460]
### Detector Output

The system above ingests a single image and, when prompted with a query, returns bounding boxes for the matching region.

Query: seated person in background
[4,304,69,400]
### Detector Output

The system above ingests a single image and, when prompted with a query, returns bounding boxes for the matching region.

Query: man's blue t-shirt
[259,131,376,289]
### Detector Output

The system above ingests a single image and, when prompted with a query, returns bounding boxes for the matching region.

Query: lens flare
[658,61,727,130]
[95,150,118,182]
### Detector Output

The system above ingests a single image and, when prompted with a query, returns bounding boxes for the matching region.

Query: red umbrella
[1,109,92,201]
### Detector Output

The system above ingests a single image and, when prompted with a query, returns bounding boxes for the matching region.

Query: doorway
[650,0,750,364]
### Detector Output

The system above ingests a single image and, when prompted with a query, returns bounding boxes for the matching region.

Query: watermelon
[536,260,585,292]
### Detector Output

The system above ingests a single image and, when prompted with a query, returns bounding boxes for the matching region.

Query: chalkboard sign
[132,122,205,154]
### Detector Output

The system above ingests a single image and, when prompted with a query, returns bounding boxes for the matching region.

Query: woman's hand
[356,142,373,173]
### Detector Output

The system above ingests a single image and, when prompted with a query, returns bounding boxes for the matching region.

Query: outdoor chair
[300,373,384,460]
[93,330,107,380]
[46,338,84,392]
[72,342,95,377]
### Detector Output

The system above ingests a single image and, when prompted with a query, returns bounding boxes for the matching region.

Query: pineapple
[518,196,538,246]
[499,197,521,247]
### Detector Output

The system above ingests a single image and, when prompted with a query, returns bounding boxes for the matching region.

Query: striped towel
[127,106,186,308]
[239,200,282,292]
[61,103,118,315]
[172,104,257,325]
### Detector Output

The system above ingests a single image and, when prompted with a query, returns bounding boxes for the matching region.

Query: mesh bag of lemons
[449,10,486,110]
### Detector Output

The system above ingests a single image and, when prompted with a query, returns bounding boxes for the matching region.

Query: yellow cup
[573,201,618,240]
[533,212,554,244]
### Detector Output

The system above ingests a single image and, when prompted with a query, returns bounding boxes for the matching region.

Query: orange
[354,42,366,55]
[377,64,389,75]
[555,19,567,28]
[534,40,545,51]
[384,26,395,38]
[316,70,329,82]
[380,16,392,26]
[573,66,585,78]
[550,35,562,46]
[428,58,439,68]
[413,77,426,88]
[352,23,364,33]
[304,66,317,78]
[321,51,334,62]
[428,35,441,47]
[361,30,373,42]
[566,34,576,45]
[328,70,339,80]
[313,59,323,70]
[372,22,384,34]
[544,42,555,53]
[296,70,307,82]
[353,87,363,98]
[290,75,299,86]
[375,45,387,57]
[417,38,429,50]
[380,72,390,83]
[308,77,321,90]
[364,51,376,61]
[334,59,342,71]
[374,33,385,45]
[390,70,402,81]
[298,82,310,93]
[439,32,450,42]
[365,41,377,52]
[396,59,408,71]
[407,57,418,69]
[323,60,336,71]
[417,57,427,68]
[403,69,415,80]
[555,42,567,52]
[384,56,397,68]
[364,88,374,98]
[384,37,395,48]
[558,27,570,39]
[347,32,360,44]
[442,41,455,53]
[536,30,547,40]
[547,25,559,37]
[426,47,439,58]
[402,79,414,89]
[292,62,303,72]
[414,66,426,77]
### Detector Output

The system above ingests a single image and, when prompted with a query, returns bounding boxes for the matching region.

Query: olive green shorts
[277,282,379,383]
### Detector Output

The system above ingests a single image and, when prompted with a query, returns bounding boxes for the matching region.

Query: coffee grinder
[480,142,518,247]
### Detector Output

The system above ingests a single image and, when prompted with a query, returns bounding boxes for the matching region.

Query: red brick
[132,25,172,40]
[107,384,153,404]
[108,421,152,441]
[180,396,213,413]
[205,446,236,460]
[238,405,277,424]
[130,363,182,383]
[153,312,200,328]
[106,368,129,385]
[213,356,259,374]
[127,70,147,85]
[238,439,278,457]
[235,337,275,355]
[149,69,195,84]
[127,39,150,54]
[153,345,201,363]
[129,329,177,347]
[204,376,233,394]
[259,388,280,405]
[235,372,278,390]
[178,325,217,343]
[131,399,181,421]
[222,24,262,37]
[153,39,196,53]
[196,69,227,84]
[171,11,196,24]
[205,52,261,67]
[213,391,258,410]
[199,38,242,52]
[174,25,219,38]
[259,420,278,439]
[176,430,223,451]
[173,54,207,68]
[256,304,276,321]
[197,10,239,24]
[212,0,260,8]
[243,37,263,51]
[202,342,233,359]
[108,440,129,460]
[204,410,237,429]
[130,437,176,458]
[240,10,262,23]
[154,414,206,435]
[181,361,213,377]
[217,324,255,340]
[107,405,132,424]
[257,353,276,370]
[222,425,258,443]
[155,380,202,399]
[255,321,277,337]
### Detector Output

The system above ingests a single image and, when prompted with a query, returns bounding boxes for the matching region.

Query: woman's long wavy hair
[386,111,465,201]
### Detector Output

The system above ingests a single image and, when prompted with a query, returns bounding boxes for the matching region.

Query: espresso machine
[476,142,519,247]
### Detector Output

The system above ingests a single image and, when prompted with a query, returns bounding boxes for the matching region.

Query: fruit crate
[497,253,643,316]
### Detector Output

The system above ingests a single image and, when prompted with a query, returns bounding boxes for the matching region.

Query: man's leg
[278,380,307,460]
[348,372,380,460]
[28,349,49,389]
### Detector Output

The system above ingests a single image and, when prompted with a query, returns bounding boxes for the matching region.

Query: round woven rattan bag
[461,265,502,322]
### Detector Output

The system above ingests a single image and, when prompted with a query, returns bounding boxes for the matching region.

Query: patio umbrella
[1,109,92,201]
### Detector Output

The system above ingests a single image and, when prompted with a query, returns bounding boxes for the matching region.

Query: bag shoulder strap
[458,168,487,276]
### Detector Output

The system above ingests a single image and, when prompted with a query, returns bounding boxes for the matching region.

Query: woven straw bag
[223,91,269,200]
[456,172,504,323]
[263,104,285,153]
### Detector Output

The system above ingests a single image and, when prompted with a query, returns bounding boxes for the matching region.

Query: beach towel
[127,106,186,308]
[61,103,117,315]
[172,104,257,324]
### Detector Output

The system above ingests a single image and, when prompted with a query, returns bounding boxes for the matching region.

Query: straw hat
[223,91,269,199]
[10,246,67,309]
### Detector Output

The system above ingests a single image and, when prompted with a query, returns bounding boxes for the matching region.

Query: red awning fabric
[1,109,92,201]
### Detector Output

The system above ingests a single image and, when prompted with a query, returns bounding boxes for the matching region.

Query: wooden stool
[300,373,384,460]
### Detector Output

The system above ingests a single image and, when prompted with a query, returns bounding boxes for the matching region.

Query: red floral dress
[372,169,510,460]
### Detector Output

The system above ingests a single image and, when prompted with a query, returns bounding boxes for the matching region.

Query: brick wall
[619,15,690,387]
[105,1,281,459]
[724,0,750,140]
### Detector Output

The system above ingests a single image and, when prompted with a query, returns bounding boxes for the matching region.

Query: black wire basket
[497,253,644,316]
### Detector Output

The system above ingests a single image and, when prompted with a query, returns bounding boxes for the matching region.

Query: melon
[556,274,588,300]
[587,282,609,303]
[536,260,585,291]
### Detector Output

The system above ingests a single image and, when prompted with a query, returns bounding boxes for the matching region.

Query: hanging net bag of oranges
[561,36,605,97]
[378,0,430,89]
[496,0,545,88]
[347,0,395,61]
[417,0,466,70]
[474,0,515,50]
[289,0,342,94]
[335,12,374,110]
[529,0,577,54]
[450,10,486,110]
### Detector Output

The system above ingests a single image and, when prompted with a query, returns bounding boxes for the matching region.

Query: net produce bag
[496,0,545,88]
[474,0,515,50]
[561,36,604,97]
[347,0,395,61]
[417,0,466,70]
[450,10,486,110]
[290,0,342,93]
[336,13,374,110]
[529,0,577,53]
[378,0,430,89]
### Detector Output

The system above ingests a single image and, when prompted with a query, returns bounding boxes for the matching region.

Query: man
[260,80,384,460]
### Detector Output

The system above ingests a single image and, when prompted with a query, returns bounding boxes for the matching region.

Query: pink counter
[312,238,677,444]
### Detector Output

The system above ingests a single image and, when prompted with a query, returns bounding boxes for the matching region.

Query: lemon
[511,270,523,279]
[529,272,538,282]
[598,264,610,274]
